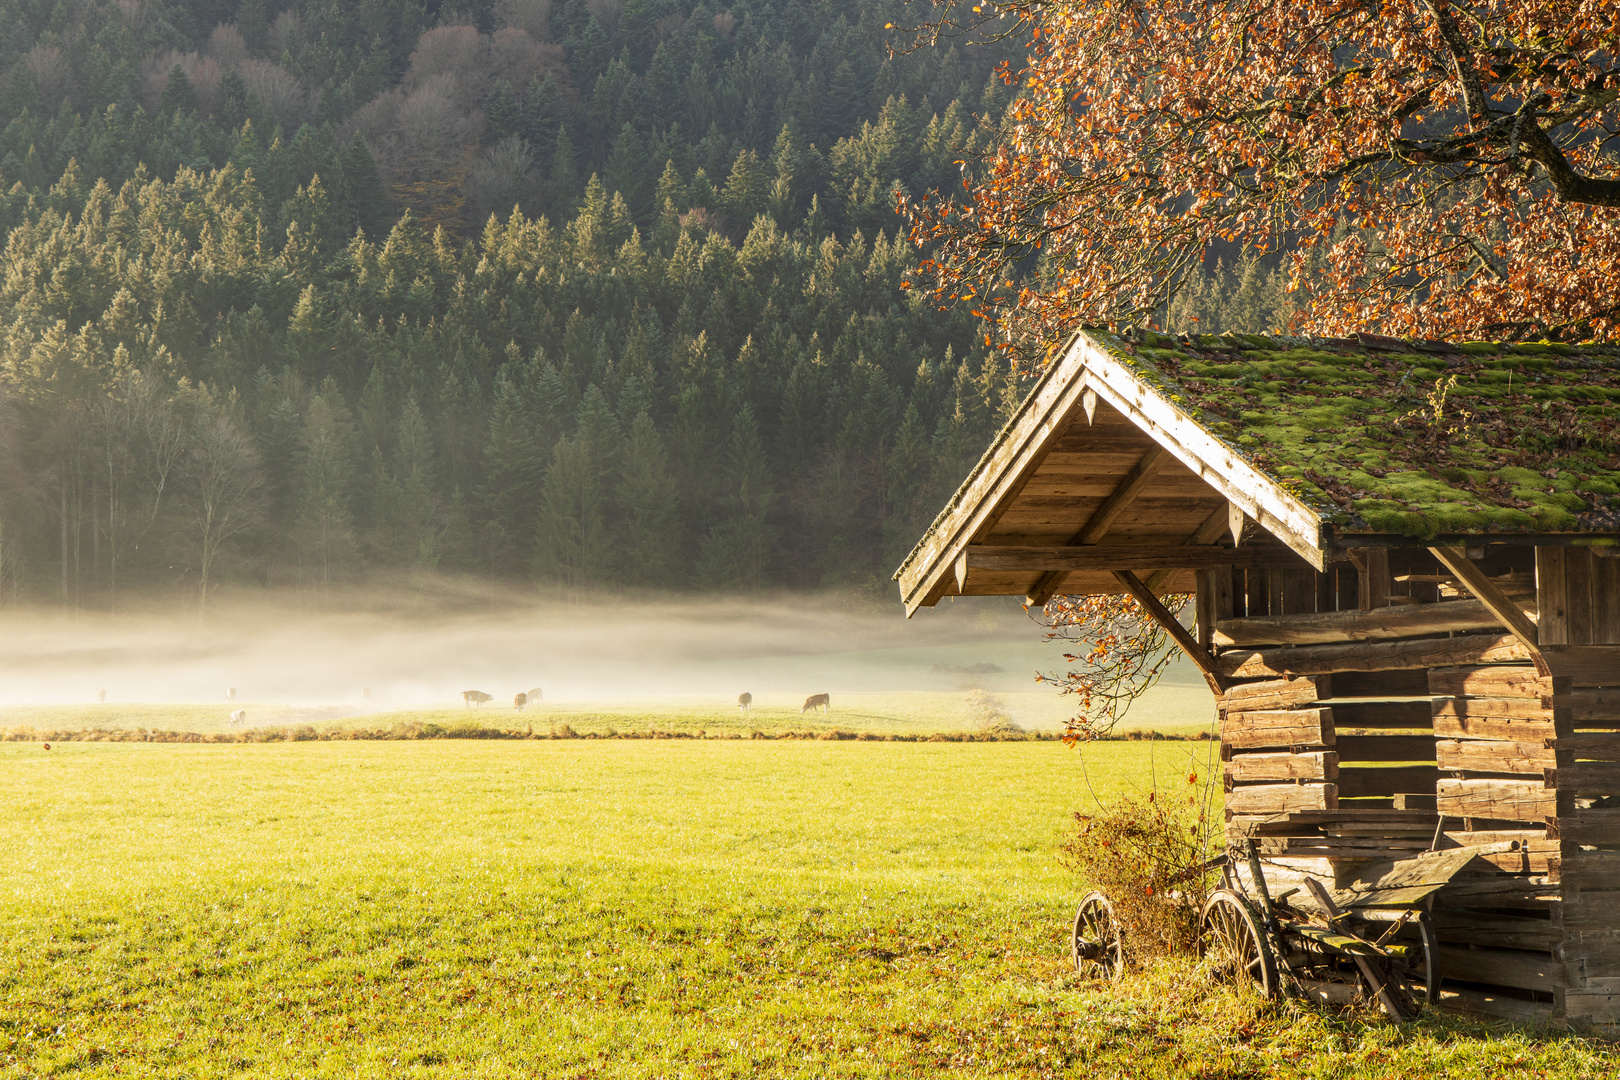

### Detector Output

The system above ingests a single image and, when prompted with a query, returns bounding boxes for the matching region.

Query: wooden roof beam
[1429,546,1548,676]
[1024,445,1172,606]
[1143,501,1234,593]
[1112,569,1225,696]
[962,544,1303,577]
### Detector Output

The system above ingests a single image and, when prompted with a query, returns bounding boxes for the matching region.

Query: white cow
[226,687,237,703]
[462,690,493,708]
[229,709,246,726]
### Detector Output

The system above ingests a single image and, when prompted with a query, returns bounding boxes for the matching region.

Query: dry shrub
[1059,786,1215,960]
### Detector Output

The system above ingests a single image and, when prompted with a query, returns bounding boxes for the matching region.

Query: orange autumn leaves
[902,0,1620,369]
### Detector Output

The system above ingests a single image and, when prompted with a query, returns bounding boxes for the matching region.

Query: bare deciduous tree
[179,411,264,617]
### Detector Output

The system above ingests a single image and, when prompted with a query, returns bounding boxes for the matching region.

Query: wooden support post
[1246,568,1271,618]
[1430,546,1546,675]
[1536,547,1569,646]
[1114,569,1225,695]
[1353,548,1390,610]
[1566,547,1596,644]
[1026,445,1172,607]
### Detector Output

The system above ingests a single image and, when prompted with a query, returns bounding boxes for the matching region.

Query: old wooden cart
[1071,831,1532,1018]
[896,330,1620,1029]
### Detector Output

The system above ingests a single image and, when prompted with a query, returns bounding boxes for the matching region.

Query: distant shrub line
[2,724,1213,744]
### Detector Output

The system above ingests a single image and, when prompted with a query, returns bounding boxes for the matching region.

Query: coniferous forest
[0,0,1042,607]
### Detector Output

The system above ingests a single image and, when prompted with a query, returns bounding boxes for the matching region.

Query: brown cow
[514,692,528,711]
[738,692,752,712]
[462,690,493,708]
[801,693,830,713]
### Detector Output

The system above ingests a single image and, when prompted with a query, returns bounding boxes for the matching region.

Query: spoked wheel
[1200,888,1277,998]
[1071,890,1125,980]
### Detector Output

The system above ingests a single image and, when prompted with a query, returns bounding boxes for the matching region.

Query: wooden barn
[896,328,1620,1028]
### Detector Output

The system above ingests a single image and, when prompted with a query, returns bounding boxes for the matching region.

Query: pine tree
[617,410,676,587]
[160,66,199,118]
[697,403,775,591]
[293,389,359,586]
[478,374,546,572]
[549,125,580,215]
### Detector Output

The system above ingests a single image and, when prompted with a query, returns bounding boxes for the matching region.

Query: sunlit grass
[0,683,1219,740]
[0,738,1601,1078]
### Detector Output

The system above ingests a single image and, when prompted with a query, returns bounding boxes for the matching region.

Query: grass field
[1,737,1612,1078]
[0,684,1221,741]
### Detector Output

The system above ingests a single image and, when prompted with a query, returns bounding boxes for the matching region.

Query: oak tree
[905,0,1620,365]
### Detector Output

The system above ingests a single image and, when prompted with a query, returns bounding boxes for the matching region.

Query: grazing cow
[525,687,544,704]
[97,689,106,703]
[226,687,237,703]
[738,692,752,712]
[801,693,830,713]
[229,709,246,726]
[462,690,493,708]
[514,692,528,711]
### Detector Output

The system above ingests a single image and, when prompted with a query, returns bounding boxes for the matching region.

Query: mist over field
[0,582,1196,722]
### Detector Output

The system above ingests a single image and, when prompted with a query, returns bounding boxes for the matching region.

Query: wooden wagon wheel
[1382,910,1441,1005]
[1071,890,1125,980]
[1200,888,1277,998]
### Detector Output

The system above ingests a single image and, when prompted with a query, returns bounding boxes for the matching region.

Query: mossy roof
[1096,329,1620,538]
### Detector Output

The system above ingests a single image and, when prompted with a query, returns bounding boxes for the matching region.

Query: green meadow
[0,684,1221,741]
[1,737,1611,1078]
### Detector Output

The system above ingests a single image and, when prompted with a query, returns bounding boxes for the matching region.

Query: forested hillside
[0,0,1024,606]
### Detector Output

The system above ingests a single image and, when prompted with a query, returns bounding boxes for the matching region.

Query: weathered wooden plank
[1559,990,1620,1025]
[1256,835,1433,856]
[1437,987,1555,1024]
[1598,554,1620,645]
[1557,732,1620,758]
[1436,877,1560,907]
[971,543,1299,575]
[1542,645,1620,687]
[1213,598,1513,647]
[1220,676,1328,712]
[1437,778,1557,821]
[1551,810,1620,846]
[1334,735,1437,762]
[1336,765,1442,799]
[1219,634,1530,679]
[1433,697,1553,722]
[1537,546,1569,648]
[1224,781,1336,814]
[1435,912,1559,951]
[1568,547,1597,645]
[1436,739,1557,775]
[1432,711,1556,743]
[1429,665,1550,699]
[1557,889,1620,929]
[1329,701,1433,730]
[1550,762,1620,796]
[1440,944,1567,992]
[1225,750,1336,782]
[1557,850,1620,890]
[1560,688,1620,724]
[1222,708,1335,750]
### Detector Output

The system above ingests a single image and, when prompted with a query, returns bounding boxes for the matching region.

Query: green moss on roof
[1100,330,1620,538]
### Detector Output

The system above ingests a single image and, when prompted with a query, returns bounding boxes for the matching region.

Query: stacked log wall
[1204,548,1609,1026]
[1536,547,1620,1027]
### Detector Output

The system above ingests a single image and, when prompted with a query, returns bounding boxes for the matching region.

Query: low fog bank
[0,583,1208,719]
